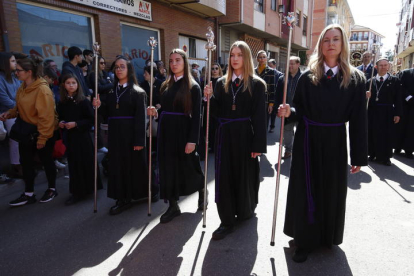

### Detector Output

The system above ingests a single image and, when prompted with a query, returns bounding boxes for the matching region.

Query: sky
[347,0,402,52]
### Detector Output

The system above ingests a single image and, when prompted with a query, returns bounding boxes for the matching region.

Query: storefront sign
[67,0,152,21]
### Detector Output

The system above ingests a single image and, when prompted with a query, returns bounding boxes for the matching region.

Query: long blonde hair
[308,24,364,88]
[224,41,264,93]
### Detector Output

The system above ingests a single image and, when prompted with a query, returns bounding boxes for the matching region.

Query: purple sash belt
[215,117,251,202]
[303,116,345,224]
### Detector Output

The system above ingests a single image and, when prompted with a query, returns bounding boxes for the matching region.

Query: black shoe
[9,193,37,206]
[65,195,82,206]
[109,200,132,215]
[292,247,311,263]
[212,225,234,240]
[197,188,208,211]
[160,201,181,223]
[269,127,275,133]
[368,155,376,161]
[394,149,402,154]
[383,160,392,166]
[405,152,414,159]
[39,189,58,203]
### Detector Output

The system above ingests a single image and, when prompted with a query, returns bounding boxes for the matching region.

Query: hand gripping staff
[147,37,158,216]
[366,43,382,109]
[93,42,100,213]
[203,26,216,228]
[270,13,296,246]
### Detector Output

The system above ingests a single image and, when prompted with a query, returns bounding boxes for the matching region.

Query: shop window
[189,38,196,58]
[303,15,308,36]
[296,11,301,27]
[271,0,277,11]
[120,24,160,83]
[254,0,264,13]
[16,3,93,70]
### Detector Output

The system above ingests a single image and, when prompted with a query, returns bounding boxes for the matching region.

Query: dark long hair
[91,55,104,79]
[0,52,15,83]
[160,49,194,115]
[59,73,85,103]
[113,55,138,86]
[17,55,44,80]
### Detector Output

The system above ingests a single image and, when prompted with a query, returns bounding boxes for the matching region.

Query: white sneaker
[54,160,67,169]
[98,147,108,153]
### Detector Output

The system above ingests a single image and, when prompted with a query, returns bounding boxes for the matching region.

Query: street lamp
[278,4,285,14]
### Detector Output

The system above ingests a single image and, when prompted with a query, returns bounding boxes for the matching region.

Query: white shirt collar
[118,82,128,88]
[174,75,184,82]
[376,73,389,81]
[324,63,339,77]
[232,72,243,82]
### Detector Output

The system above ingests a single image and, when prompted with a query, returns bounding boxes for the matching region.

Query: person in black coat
[394,67,414,158]
[61,47,91,98]
[366,58,402,165]
[147,49,205,224]
[57,73,102,205]
[204,41,267,240]
[278,24,368,263]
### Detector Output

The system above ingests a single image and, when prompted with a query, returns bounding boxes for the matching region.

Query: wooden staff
[147,37,158,216]
[93,42,100,213]
[270,13,296,246]
[203,26,216,228]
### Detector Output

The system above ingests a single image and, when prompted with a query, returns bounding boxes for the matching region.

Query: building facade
[349,25,384,67]
[395,0,414,71]
[308,0,354,59]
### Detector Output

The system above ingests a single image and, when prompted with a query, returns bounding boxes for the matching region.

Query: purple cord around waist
[303,116,345,224]
[156,111,187,199]
[215,117,251,202]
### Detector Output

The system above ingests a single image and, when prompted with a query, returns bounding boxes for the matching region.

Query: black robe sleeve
[76,99,94,131]
[289,73,306,123]
[349,78,368,166]
[209,77,225,117]
[132,88,147,147]
[251,78,267,153]
[394,77,403,117]
[188,83,202,144]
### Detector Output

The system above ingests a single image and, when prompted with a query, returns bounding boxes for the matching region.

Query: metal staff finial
[93,41,100,214]
[270,13,296,246]
[202,26,216,228]
[147,36,157,217]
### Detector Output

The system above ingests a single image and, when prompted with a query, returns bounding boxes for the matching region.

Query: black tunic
[57,99,102,197]
[283,70,368,249]
[394,69,414,153]
[157,79,204,200]
[102,84,149,200]
[210,76,267,227]
[366,75,402,161]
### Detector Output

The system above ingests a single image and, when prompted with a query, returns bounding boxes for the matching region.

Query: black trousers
[19,137,56,192]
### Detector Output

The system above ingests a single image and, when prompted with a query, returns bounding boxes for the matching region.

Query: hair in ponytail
[17,55,44,80]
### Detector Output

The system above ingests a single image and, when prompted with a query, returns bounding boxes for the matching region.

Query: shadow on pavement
[202,217,258,276]
[347,166,372,190]
[108,212,202,276]
[283,242,353,276]
[274,158,292,178]
[260,154,275,181]
[369,160,414,195]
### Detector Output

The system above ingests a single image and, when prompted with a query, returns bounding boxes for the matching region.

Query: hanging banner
[66,0,152,21]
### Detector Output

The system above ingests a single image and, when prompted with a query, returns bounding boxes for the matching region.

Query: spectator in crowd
[83,49,94,75]
[61,46,91,98]
[0,55,58,206]
[191,68,201,85]
[357,51,377,80]
[268,59,277,69]
[0,52,22,178]
[44,59,61,87]
[141,65,162,108]
[275,56,303,159]
[155,60,166,81]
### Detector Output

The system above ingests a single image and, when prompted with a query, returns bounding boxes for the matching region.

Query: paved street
[0,119,413,276]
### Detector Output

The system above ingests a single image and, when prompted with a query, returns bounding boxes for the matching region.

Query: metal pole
[203,26,216,228]
[270,13,296,246]
[93,42,100,213]
[147,37,157,217]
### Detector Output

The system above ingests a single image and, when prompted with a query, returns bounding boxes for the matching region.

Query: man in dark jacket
[61,46,91,98]
[255,50,283,132]
[357,51,377,80]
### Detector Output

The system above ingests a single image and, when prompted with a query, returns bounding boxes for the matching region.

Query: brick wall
[1,0,215,65]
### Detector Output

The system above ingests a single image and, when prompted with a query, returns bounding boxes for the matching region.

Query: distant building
[349,25,385,67]
[395,0,414,70]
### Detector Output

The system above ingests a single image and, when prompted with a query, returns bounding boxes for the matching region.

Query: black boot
[197,188,208,211]
[160,200,181,223]
[109,199,132,215]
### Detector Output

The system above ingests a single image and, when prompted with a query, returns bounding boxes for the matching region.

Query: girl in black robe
[148,49,204,224]
[278,24,368,262]
[94,56,148,215]
[204,41,267,240]
[57,73,102,205]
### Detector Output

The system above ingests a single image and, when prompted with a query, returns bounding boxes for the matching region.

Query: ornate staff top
[93,42,100,56]
[148,37,158,49]
[205,26,216,51]
[282,12,296,29]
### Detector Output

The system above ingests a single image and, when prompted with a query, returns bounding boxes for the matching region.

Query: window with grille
[254,0,264,13]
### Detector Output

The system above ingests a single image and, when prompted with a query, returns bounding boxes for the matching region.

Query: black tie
[326,69,333,79]
[234,78,240,87]
[380,77,384,82]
